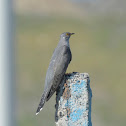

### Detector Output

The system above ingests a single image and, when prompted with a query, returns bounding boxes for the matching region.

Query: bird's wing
[36,45,71,114]
[45,45,72,101]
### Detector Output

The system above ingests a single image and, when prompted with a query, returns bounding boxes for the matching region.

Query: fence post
[55,72,92,126]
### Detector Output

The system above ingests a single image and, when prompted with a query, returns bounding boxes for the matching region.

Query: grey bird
[36,32,74,115]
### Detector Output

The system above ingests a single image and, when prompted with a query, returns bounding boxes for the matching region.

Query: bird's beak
[70,33,75,36]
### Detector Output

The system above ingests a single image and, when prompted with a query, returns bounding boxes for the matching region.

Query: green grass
[17,14,126,126]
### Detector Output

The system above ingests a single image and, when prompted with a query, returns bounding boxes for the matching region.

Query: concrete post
[55,72,92,126]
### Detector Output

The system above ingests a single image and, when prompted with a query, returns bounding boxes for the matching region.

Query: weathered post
[55,72,92,126]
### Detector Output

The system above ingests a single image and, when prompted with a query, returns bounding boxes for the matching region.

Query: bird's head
[60,32,75,40]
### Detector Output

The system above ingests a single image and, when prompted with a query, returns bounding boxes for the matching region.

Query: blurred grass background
[16,0,126,126]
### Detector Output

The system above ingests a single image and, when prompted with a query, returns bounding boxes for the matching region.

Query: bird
[36,32,74,115]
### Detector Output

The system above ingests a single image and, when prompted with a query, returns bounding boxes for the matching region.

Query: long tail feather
[36,93,46,115]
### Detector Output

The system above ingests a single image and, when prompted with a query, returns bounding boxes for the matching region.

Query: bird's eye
[66,33,70,36]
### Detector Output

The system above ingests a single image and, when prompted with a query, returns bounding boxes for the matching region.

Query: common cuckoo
[36,32,74,115]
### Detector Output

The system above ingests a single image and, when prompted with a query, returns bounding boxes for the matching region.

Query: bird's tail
[36,93,46,115]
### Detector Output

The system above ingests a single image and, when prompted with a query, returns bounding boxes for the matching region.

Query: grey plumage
[36,32,74,115]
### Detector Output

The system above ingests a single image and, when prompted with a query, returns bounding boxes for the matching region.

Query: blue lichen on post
[55,72,92,126]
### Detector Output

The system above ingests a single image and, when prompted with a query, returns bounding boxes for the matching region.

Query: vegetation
[17,14,126,126]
